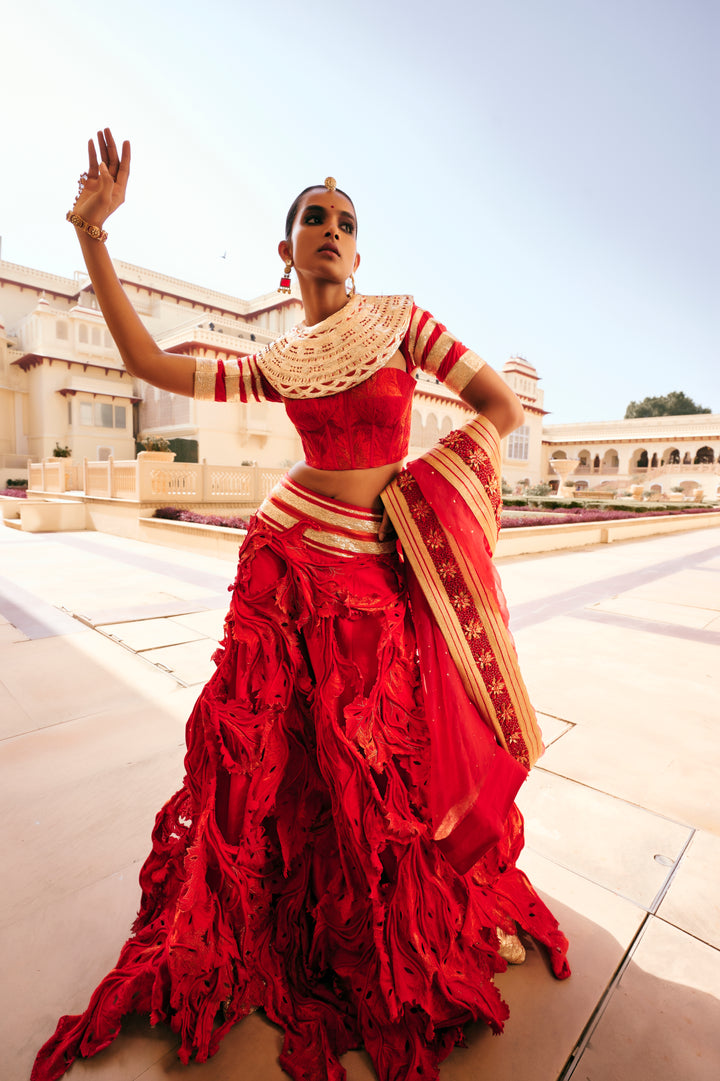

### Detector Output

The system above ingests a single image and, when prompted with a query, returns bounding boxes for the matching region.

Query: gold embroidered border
[277,485,383,533]
[225,359,241,404]
[258,498,393,556]
[194,357,217,400]
[442,350,487,394]
[304,528,395,556]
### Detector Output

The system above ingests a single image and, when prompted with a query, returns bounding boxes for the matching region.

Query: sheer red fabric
[32,486,569,1081]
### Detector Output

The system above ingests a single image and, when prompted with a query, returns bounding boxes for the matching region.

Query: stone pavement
[1,523,719,1081]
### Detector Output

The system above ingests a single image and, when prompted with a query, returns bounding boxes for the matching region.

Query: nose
[325,223,340,239]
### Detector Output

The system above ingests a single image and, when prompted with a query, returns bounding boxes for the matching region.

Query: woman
[33,130,569,1081]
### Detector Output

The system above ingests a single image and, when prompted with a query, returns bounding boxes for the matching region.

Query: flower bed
[501,506,717,528]
[152,502,717,534]
[153,506,251,530]
[1,487,28,498]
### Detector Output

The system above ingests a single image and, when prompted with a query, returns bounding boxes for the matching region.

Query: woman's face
[281,188,359,287]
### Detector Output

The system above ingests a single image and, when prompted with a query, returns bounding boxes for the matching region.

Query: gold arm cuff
[443,350,487,394]
[225,359,241,403]
[194,357,218,400]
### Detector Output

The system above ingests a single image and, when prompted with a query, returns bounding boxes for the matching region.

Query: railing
[27,460,80,493]
[645,462,719,476]
[28,457,286,505]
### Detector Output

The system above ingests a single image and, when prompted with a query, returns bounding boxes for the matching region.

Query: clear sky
[2,0,718,423]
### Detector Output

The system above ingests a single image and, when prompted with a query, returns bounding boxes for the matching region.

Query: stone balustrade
[28,457,286,506]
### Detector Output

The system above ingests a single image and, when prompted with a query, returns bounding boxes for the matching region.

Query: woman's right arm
[70,130,195,397]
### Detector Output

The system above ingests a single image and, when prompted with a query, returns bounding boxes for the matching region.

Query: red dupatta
[381,415,544,873]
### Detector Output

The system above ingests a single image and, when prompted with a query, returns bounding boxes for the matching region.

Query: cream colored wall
[193,398,303,467]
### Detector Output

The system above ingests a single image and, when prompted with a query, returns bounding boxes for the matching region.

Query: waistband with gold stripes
[258,477,396,558]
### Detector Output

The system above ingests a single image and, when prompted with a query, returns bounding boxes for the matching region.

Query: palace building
[1,256,718,500]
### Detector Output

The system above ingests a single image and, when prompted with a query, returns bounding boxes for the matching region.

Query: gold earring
[278,260,293,294]
[346,273,356,298]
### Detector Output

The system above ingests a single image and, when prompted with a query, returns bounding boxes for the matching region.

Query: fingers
[378,509,396,542]
[90,129,130,189]
[117,140,131,184]
[87,139,99,179]
[103,128,119,172]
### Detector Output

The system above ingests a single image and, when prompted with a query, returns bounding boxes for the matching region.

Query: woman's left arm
[459,364,525,438]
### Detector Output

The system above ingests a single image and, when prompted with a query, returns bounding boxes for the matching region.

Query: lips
[318,243,340,255]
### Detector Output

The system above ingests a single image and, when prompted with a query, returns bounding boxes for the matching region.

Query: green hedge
[135,438,199,462]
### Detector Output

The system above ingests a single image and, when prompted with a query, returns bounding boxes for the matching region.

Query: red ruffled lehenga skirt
[32,478,569,1081]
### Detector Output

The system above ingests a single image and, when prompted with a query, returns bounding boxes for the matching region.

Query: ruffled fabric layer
[32,515,569,1081]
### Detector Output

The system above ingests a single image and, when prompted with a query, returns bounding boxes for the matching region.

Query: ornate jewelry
[346,273,356,298]
[74,172,89,208]
[324,177,337,191]
[278,259,293,294]
[254,294,413,398]
[66,210,108,243]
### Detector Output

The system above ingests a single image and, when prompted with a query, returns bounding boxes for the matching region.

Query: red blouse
[285,366,415,469]
[193,301,485,471]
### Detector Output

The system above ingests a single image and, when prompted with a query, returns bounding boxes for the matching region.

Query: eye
[340,221,355,234]
[303,212,322,225]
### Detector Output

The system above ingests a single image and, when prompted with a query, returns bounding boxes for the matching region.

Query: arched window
[651,452,658,467]
[78,325,88,343]
[56,320,68,340]
[634,449,649,469]
[440,416,453,438]
[695,446,714,464]
[683,451,692,464]
[668,449,680,464]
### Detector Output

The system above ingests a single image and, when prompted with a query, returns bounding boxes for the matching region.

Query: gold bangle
[66,210,108,243]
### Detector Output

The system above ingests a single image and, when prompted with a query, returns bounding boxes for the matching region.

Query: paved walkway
[1,523,719,1081]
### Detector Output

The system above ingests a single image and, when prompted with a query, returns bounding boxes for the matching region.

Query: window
[97,403,114,427]
[78,325,89,343]
[56,321,68,340]
[79,398,128,427]
[506,425,530,460]
[92,326,101,346]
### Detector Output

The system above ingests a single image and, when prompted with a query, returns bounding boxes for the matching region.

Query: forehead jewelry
[324,177,337,191]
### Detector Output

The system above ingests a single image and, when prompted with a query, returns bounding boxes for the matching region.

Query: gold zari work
[194,357,217,401]
[253,294,413,399]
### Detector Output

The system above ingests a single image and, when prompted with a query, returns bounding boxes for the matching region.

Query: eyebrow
[303,204,356,225]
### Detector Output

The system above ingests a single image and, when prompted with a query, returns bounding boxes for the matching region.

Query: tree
[624,391,712,418]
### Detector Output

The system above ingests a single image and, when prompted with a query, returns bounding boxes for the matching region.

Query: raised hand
[72,128,131,230]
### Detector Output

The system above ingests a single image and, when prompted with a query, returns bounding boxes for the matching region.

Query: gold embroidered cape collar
[254,293,413,399]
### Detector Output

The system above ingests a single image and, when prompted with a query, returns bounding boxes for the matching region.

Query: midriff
[288,460,404,511]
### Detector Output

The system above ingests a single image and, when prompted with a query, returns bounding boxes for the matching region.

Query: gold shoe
[496,926,526,964]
